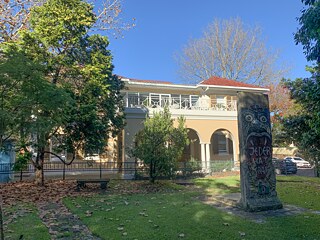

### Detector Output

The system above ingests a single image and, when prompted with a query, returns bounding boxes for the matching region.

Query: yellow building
[119,76,269,179]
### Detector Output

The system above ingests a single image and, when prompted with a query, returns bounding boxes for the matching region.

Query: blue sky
[107,0,311,84]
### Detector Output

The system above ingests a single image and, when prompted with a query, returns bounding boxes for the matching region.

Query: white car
[84,154,100,161]
[50,154,66,162]
[284,156,311,168]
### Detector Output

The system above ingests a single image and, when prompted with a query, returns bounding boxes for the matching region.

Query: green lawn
[4,175,320,239]
[3,204,50,240]
[193,175,240,195]
[277,175,320,210]
[63,176,320,240]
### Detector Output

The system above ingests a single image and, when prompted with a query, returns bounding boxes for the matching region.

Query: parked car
[50,154,66,162]
[273,159,297,174]
[84,154,100,161]
[284,156,311,168]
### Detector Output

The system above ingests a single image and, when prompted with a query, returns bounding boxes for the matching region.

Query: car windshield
[294,157,302,160]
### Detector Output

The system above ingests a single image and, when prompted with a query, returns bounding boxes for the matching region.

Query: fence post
[63,163,66,180]
[99,158,102,179]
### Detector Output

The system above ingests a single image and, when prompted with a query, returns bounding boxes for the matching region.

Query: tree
[176,18,287,85]
[282,77,320,177]
[281,0,320,177]
[295,0,320,63]
[268,82,301,147]
[0,42,73,185]
[0,0,125,185]
[13,145,32,181]
[0,0,135,42]
[132,108,189,183]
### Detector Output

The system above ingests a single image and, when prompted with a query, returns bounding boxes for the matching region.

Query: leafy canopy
[295,0,320,62]
[1,0,125,185]
[133,108,189,183]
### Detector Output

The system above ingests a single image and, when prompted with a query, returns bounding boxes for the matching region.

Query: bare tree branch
[175,18,290,86]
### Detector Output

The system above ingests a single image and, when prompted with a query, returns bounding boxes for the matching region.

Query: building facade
[118,76,269,178]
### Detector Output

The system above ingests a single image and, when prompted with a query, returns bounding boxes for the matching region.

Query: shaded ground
[37,201,100,240]
[1,179,180,239]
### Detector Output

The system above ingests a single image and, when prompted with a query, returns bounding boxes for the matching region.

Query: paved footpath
[37,201,101,240]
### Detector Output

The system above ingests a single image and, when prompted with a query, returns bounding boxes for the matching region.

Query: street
[296,167,316,177]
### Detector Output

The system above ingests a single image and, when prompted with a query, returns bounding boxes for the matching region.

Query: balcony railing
[124,94,237,111]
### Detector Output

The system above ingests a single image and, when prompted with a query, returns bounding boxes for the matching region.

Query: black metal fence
[0,159,235,182]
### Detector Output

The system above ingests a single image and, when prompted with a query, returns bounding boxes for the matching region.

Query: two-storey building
[113,76,268,178]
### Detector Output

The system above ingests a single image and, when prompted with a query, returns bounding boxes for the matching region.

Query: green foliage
[282,77,320,176]
[13,146,32,172]
[0,43,71,151]
[281,1,320,176]
[295,0,320,62]
[1,0,125,184]
[181,157,202,176]
[29,0,95,48]
[132,108,188,182]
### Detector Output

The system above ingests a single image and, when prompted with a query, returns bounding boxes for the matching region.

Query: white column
[233,138,238,169]
[200,143,206,170]
[205,143,211,173]
[125,92,129,107]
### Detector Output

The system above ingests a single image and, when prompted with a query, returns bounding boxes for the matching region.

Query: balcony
[124,93,237,112]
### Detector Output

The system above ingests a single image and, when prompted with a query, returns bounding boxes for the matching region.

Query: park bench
[76,179,110,191]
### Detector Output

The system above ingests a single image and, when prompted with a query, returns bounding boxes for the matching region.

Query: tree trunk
[149,161,154,183]
[314,160,320,177]
[35,168,42,185]
[34,149,45,186]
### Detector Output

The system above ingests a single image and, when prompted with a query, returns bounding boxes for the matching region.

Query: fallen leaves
[0,179,179,207]
[0,180,95,207]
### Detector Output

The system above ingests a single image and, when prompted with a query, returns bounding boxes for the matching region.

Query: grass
[3,175,320,239]
[277,175,320,210]
[63,176,320,240]
[193,175,240,194]
[3,204,50,240]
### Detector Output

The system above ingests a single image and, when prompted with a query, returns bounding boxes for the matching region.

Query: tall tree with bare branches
[176,18,287,85]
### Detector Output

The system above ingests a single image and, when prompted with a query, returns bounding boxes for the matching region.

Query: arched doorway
[181,128,201,163]
[210,129,235,171]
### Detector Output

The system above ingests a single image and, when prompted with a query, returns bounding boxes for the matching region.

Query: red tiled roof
[200,76,260,88]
